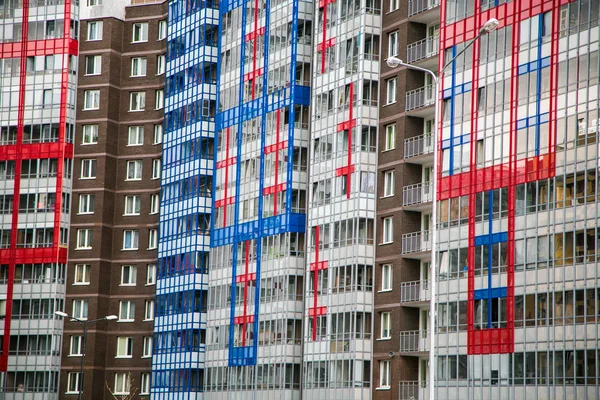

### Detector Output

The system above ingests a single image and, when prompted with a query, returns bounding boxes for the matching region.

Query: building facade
[62,1,166,398]
[0,0,79,397]
[435,0,600,399]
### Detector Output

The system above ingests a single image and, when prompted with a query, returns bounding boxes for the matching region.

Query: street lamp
[56,311,117,400]
[386,17,499,400]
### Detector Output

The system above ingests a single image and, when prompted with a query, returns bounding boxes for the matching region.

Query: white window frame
[156,54,166,75]
[83,90,100,110]
[380,312,391,339]
[379,360,391,388]
[148,229,158,250]
[144,300,154,321]
[69,335,83,356]
[132,22,149,43]
[386,78,397,105]
[121,265,137,286]
[142,336,152,358]
[388,31,398,58]
[87,0,101,6]
[146,264,156,285]
[114,372,131,395]
[389,0,399,12]
[85,55,101,76]
[128,126,144,146]
[130,57,147,77]
[73,264,91,285]
[152,159,161,180]
[124,195,141,216]
[119,300,135,322]
[382,217,393,244]
[381,264,392,291]
[87,21,103,41]
[129,92,146,112]
[80,159,97,179]
[126,160,143,181]
[82,124,98,145]
[158,20,167,40]
[122,230,139,250]
[153,124,163,144]
[76,229,93,250]
[116,337,133,358]
[67,372,82,394]
[150,194,159,214]
[385,124,396,150]
[140,373,151,395]
[383,170,395,197]
[72,299,88,320]
[78,194,95,214]
[155,89,164,110]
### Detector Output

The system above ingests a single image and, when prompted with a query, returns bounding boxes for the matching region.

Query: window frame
[76,229,93,250]
[126,160,143,181]
[80,159,97,179]
[118,300,135,322]
[72,299,88,320]
[379,360,391,388]
[82,124,98,145]
[148,229,158,250]
[156,54,166,75]
[155,89,164,110]
[132,22,149,43]
[69,335,83,356]
[383,170,395,197]
[87,21,103,41]
[146,264,156,285]
[380,312,391,339]
[129,91,146,112]
[85,55,101,76]
[140,373,150,395]
[388,31,398,58]
[67,372,82,394]
[122,230,140,250]
[153,124,163,144]
[158,20,167,40]
[152,159,161,179]
[120,265,137,286]
[114,372,131,395]
[142,336,152,358]
[116,336,133,358]
[78,194,95,215]
[83,90,100,110]
[150,194,159,214]
[385,124,396,151]
[386,78,397,105]
[127,126,144,146]
[144,300,154,321]
[130,57,147,77]
[73,264,91,285]
[382,217,393,244]
[124,195,141,216]
[381,264,392,291]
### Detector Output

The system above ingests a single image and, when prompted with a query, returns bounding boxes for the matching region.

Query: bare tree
[105,373,139,400]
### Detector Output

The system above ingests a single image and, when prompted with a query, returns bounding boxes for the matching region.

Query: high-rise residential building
[0,0,79,396]
[151,0,215,398]
[61,1,166,398]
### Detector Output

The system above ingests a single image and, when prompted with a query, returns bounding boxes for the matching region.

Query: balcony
[408,0,440,22]
[405,85,435,116]
[404,133,434,162]
[400,280,430,304]
[402,182,433,211]
[399,381,429,400]
[406,35,439,66]
[401,231,431,258]
[399,330,430,353]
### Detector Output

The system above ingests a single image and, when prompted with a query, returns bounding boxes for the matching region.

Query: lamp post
[386,17,499,400]
[56,311,118,400]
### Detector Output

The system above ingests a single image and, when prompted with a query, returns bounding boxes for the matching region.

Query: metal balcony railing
[400,280,430,303]
[404,133,433,159]
[406,84,435,112]
[399,330,430,352]
[406,35,439,64]
[401,231,431,254]
[403,182,433,207]
[408,0,440,17]
[399,381,428,400]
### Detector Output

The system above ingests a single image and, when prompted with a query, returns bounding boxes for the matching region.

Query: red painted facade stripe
[0,143,74,161]
[235,273,257,283]
[244,68,264,82]
[318,0,336,7]
[222,127,232,227]
[273,109,281,215]
[216,156,236,169]
[335,165,355,177]
[263,182,286,196]
[215,197,236,208]
[234,315,255,325]
[336,119,356,132]
[0,38,78,59]
[308,306,327,317]
[245,27,265,42]
[264,140,288,154]
[316,37,336,52]
[310,261,328,271]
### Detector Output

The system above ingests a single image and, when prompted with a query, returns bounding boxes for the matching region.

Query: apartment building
[0,0,79,397]
[61,0,166,398]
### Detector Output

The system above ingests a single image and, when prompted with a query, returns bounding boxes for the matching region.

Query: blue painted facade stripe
[516,112,550,130]
[441,132,470,150]
[474,287,507,300]
[448,46,457,175]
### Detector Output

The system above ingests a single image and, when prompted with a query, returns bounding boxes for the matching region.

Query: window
[72,299,88,320]
[119,301,135,321]
[385,124,396,150]
[87,21,103,41]
[144,300,154,320]
[386,78,396,104]
[78,194,95,214]
[153,124,163,144]
[155,89,164,109]
[85,55,101,75]
[67,372,81,394]
[121,265,137,286]
[146,264,156,285]
[142,336,152,358]
[116,337,133,358]
[83,90,100,110]
[148,229,158,249]
[132,22,149,43]
[126,160,142,180]
[74,264,91,284]
[124,195,141,215]
[379,360,390,388]
[69,336,83,356]
[131,57,147,77]
[87,0,101,5]
[388,31,398,57]
[156,55,166,75]
[150,194,159,214]
[80,159,97,179]
[123,230,139,250]
[152,159,161,179]
[43,89,53,107]
[129,92,145,111]
[383,170,394,197]
[380,312,391,338]
[128,126,144,146]
[158,20,167,40]
[382,217,393,244]
[140,373,150,395]
[76,229,93,249]
[114,373,131,395]
[389,0,399,12]
[381,264,392,291]
[82,125,98,144]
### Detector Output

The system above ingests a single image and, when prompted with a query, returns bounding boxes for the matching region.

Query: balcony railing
[406,35,439,64]
[404,133,433,159]
[400,280,430,303]
[401,231,431,254]
[408,0,440,17]
[399,330,430,352]
[399,381,428,400]
[403,182,433,207]
[406,84,435,112]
